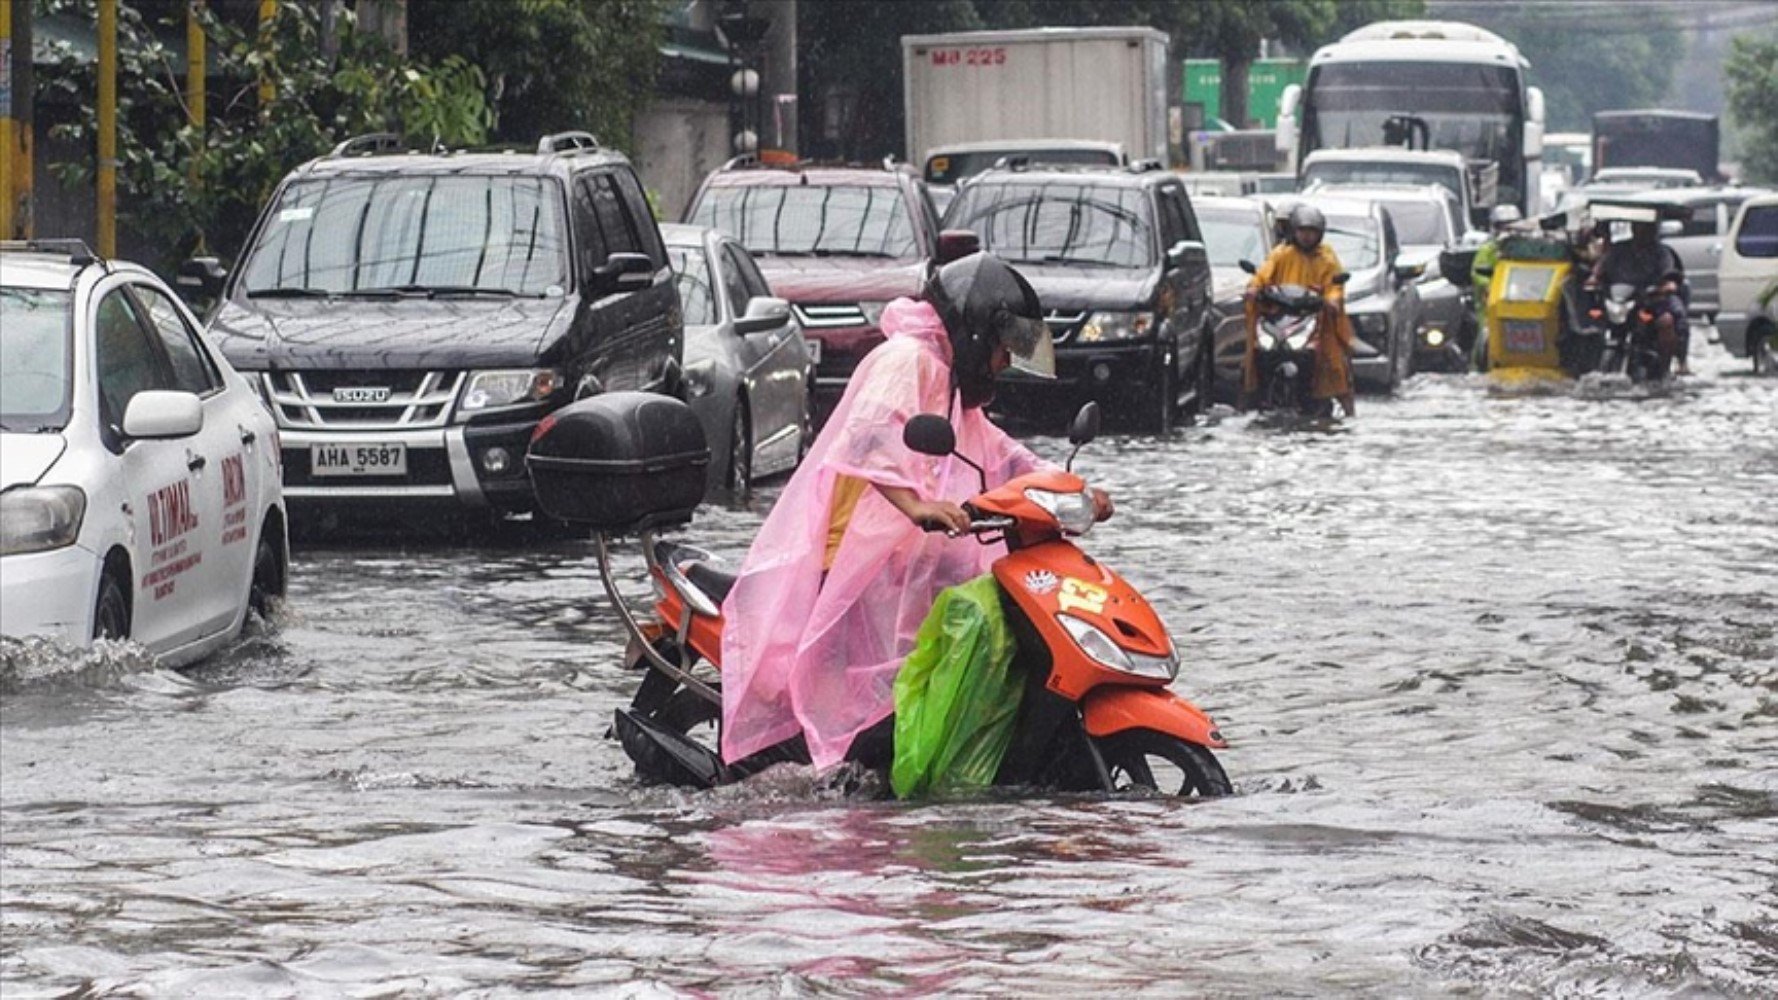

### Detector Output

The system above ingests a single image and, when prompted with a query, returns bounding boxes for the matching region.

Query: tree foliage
[1724,32,1778,184]
[407,0,666,150]
[37,0,491,268]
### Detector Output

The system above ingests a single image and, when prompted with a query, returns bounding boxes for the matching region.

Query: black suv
[942,165,1215,432]
[197,132,682,517]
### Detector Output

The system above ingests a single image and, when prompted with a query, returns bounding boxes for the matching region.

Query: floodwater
[3,346,1775,997]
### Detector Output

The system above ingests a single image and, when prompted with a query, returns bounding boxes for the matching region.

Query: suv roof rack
[0,238,100,266]
[329,132,406,158]
[538,131,601,155]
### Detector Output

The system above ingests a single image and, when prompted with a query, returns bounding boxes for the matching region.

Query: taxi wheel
[249,531,287,618]
[93,570,130,641]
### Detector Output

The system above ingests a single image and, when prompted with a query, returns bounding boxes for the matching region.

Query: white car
[1716,194,1778,372]
[1,242,288,664]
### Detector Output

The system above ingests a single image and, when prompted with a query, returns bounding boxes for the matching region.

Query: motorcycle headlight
[683,358,717,399]
[858,301,890,328]
[1,486,87,556]
[1079,311,1155,343]
[1604,299,1633,324]
[461,369,561,411]
[1024,487,1096,536]
[1059,614,1178,680]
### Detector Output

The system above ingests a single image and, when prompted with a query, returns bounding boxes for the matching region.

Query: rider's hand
[908,500,971,534]
[1090,488,1114,522]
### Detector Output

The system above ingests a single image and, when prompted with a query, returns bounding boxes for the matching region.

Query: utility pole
[359,0,407,57]
[258,0,275,107]
[1,0,34,239]
[758,0,797,157]
[187,1,204,197]
[98,0,116,256]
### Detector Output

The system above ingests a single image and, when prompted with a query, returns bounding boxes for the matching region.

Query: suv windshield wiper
[339,285,534,299]
[425,286,529,298]
[1041,255,1126,268]
[247,286,334,299]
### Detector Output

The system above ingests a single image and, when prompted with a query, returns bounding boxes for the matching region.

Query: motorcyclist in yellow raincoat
[1244,204,1356,416]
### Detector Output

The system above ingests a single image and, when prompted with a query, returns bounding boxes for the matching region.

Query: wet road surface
[3,346,1775,996]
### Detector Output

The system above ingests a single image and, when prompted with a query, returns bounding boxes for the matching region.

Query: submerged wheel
[93,569,130,641]
[657,687,720,741]
[1097,728,1231,798]
[727,398,753,491]
[1183,332,1214,419]
[249,528,286,619]
[1147,351,1176,434]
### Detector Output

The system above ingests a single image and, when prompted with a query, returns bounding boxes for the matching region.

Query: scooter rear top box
[526,392,709,533]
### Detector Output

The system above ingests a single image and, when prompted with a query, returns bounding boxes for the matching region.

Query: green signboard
[1183,57,1303,131]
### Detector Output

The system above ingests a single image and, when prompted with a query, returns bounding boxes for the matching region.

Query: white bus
[1276,21,1545,224]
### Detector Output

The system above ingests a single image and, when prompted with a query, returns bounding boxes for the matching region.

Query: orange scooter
[597,402,1231,798]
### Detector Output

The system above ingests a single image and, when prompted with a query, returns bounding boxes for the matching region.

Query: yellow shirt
[1250,243,1347,303]
[824,474,870,569]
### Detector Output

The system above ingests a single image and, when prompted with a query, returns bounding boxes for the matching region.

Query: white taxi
[1,243,288,665]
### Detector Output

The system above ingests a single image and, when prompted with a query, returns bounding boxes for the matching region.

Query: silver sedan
[662,224,816,491]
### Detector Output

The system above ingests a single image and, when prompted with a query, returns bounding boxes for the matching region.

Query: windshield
[1323,215,1380,270]
[669,246,718,326]
[1196,209,1270,268]
[925,148,1121,185]
[240,175,568,295]
[1376,199,1451,245]
[1303,61,1525,204]
[0,287,74,431]
[688,184,918,258]
[1305,162,1464,209]
[945,182,1156,269]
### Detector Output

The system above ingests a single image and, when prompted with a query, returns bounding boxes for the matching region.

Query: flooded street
[4,347,1775,997]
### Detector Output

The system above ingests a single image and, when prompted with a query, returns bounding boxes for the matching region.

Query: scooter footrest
[614,707,724,788]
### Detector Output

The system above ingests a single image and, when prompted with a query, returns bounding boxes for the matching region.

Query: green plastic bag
[891,574,1023,799]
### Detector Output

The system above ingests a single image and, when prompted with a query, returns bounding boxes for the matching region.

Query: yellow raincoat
[1243,243,1354,400]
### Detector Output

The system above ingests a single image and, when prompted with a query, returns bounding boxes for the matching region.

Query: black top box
[526,392,709,533]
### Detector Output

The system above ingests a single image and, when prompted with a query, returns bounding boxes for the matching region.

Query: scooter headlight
[1024,487,1096,536]
[1058,614,1177,680]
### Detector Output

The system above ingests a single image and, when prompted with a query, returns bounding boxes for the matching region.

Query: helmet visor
[998,313,1056,379]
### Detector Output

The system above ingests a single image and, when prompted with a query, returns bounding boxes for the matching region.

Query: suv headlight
[1079,311,1155,342]
[1,486,87,556]
[1059,614,1177,680]
[1024,487,1096,536]
[461,369,561,411]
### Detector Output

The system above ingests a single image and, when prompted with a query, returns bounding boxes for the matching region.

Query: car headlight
[1024,487,1096,536]
[1350,312,1389,343]
[1,486,87,556]
[1423,327,1447,347]
[1058,614,1177,680]
[461,369,561,411]
[858,301,890,327]
[683,358,716,399]
[1079,311,1155,342]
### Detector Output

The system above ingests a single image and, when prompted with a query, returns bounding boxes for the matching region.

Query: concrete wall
[632,98,730,223]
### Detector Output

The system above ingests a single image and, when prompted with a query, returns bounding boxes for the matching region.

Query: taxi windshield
[0,287,74,432]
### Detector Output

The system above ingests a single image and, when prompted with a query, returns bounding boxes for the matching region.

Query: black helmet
[1288,204,1326,235]
[926,252,1056,408]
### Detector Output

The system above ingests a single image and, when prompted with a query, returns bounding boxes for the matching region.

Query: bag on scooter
[891,574,1023,799]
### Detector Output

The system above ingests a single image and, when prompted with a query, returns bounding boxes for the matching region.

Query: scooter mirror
[1332,271,1351,285]
[903,414,956,457]
[1068,401,1101,446]
[1239,259,1258,275]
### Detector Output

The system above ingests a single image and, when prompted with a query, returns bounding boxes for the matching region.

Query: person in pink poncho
[719,253,1113,769]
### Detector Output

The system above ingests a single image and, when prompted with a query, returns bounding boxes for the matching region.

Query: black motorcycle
[1239,261,1349,416]
[1589,282,1671,383]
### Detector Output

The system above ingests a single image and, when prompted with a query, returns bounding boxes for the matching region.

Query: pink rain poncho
[719,298,1054,768]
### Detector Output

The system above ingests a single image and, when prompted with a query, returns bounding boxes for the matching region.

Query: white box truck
[901,27,1170,180]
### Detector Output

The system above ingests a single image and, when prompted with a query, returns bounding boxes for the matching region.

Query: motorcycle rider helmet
[1490,204,1523,231]
[1288,204,1326,251]
[926,251,1056,408]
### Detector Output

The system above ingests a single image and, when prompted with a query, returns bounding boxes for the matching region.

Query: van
[1716,193,1778,372]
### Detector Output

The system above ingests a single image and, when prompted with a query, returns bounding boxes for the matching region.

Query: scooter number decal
[1057,578,1109,615]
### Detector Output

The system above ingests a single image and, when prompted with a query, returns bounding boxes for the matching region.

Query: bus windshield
[1303,61,1524,205]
